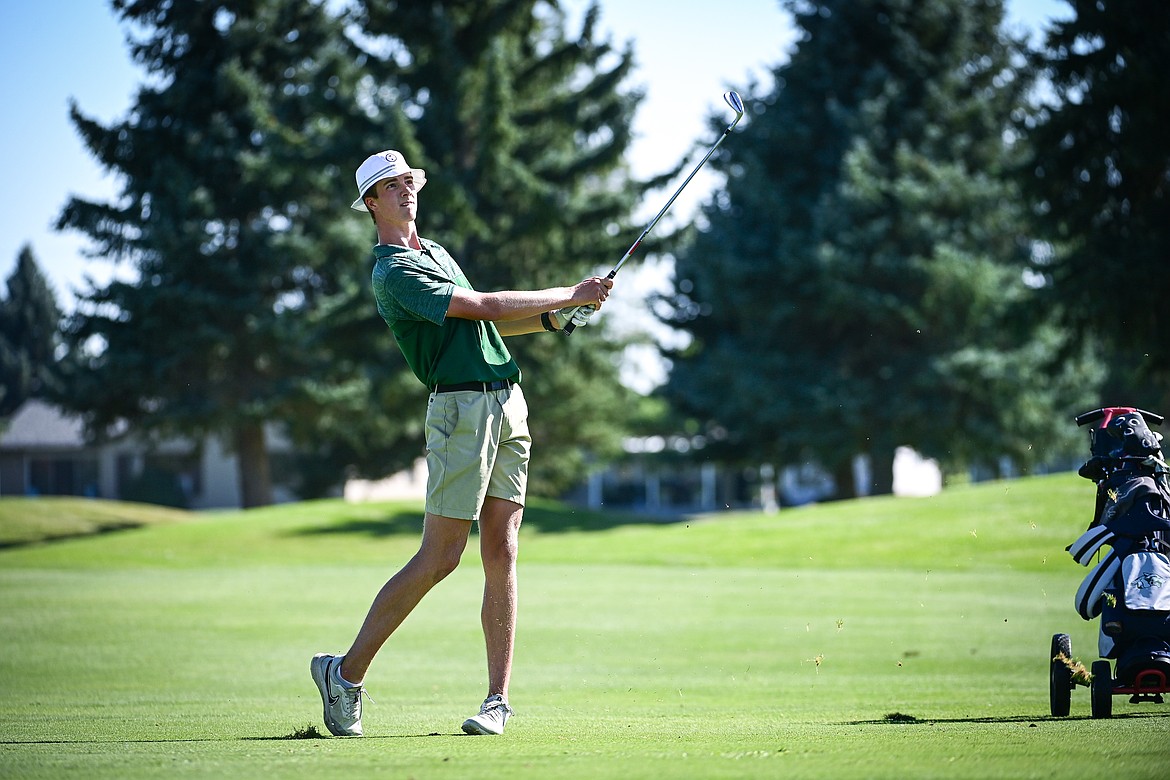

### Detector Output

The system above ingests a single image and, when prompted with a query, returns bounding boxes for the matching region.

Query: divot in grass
[280,724,328,740]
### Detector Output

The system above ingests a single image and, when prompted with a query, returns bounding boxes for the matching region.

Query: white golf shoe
[310,653,366,736]
[461,694,513,735]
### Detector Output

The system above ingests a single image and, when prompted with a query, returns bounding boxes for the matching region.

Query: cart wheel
[1049,633,1073,717]
[1090,660,1113,719]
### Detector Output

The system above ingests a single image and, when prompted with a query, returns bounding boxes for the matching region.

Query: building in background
[0,400,296,509]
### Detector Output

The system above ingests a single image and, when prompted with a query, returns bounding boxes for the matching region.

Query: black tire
[1091,660,1113,719]
[1050,633,1073,717]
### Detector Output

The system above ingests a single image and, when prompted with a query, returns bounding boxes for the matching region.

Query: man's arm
[494,314,548,336]
[495,307,598,336]
[445,276,612,324]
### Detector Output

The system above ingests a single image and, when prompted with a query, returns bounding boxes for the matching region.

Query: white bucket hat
[350,149,427,211]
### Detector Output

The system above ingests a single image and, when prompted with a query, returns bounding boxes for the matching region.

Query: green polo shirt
[371,239,520,389]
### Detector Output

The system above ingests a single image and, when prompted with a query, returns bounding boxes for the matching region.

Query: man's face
[367,173,420,222]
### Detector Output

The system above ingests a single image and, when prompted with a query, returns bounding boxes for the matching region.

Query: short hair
[363,184,378,224]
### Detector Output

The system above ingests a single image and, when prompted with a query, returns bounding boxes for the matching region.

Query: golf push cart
[1050,407,1170,719]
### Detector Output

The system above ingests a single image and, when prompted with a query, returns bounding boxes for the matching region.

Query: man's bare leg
[340,512,472,684]
[477,496,524,699]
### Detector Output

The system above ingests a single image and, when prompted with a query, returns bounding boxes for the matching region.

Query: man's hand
[569,305,596,328]
[559,275,611,335]
[550,305,597,330]
[571,276,613,308]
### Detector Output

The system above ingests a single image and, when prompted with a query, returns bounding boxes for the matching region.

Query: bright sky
[0,0,1065,319]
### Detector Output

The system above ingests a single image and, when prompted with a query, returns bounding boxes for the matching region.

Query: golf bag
[1069,407,1170,684]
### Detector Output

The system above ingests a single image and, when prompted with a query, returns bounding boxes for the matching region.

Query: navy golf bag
[1054,406,1170,718]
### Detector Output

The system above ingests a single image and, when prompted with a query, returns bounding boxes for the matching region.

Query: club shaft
[563,94,745,335]
[611,123,737,278]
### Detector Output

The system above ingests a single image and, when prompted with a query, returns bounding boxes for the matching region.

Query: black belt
[433,379,514,394]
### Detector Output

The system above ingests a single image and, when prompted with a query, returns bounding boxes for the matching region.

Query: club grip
[563,271,615,337]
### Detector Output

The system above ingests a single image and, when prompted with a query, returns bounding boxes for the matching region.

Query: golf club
[563,90,746,335]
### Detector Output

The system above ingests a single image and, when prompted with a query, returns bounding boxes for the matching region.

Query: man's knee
[434,551,463,581]
[481,531,519,568]
[479,503,522,568]
[418,514,471,582]
[420,542,464,583]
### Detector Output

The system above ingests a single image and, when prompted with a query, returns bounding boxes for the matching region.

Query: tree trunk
[869,449,895,496]
[235,421,273,508]
[832,459,857,500]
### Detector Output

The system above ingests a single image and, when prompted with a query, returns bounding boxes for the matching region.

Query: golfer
[312,150,613,737]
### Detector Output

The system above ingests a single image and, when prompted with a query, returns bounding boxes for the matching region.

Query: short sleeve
[375,262,454,326]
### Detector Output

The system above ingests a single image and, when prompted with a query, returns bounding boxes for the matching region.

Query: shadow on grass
[1,732,467,745]
[0,522,144,550]
[290,510,424,539]
[245,729,467,741]
[0,738,232,745]
[843,711,1170,725]
[287,501,681,540]
[520,502,685,534]
[7,711,1168,746]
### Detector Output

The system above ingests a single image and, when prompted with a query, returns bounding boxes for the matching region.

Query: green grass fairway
[2,473,1168,778]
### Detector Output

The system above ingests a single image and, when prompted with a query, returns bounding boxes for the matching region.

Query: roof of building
[0,400,87,449]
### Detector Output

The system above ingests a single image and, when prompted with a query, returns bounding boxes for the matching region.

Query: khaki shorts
[424,384,530,522]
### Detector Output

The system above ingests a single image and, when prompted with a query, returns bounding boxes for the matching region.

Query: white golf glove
[550,305,597,330]
[569,305,597,328]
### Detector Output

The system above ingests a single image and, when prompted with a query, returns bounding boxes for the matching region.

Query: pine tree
[1021,0,1170,410]
[58,0,374,506]
[0,247,64,418]
[663,0,1098,496]
[338,0,656,494]
[60,1,656,504]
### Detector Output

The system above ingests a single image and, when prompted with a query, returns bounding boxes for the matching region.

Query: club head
[723,90,745,119]
[722,91,745,130]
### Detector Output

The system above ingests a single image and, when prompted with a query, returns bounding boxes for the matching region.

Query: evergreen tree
[338,0,657,495]
[59,0,654,504]
[0,247,64,418]
[58,0,374,506]
[662,0,1097,496]
[1020,0,1170,410]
